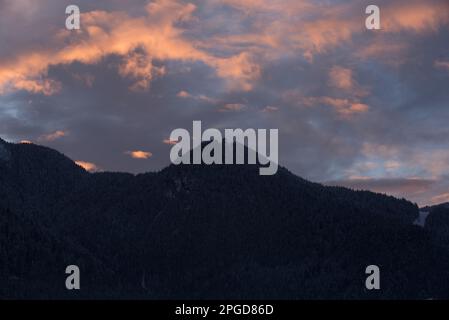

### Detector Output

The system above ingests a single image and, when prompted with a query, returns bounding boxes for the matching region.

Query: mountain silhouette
[425,204,449,254]
[1,139,449,299]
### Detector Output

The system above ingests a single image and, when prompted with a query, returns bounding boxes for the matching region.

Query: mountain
[1,139,449,299]
[425,205,449,253]
[421,202,449,212]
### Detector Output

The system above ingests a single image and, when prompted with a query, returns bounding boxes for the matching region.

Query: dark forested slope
[1,138,449,299]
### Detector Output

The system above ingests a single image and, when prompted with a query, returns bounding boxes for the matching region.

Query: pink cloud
[328,66,353,91]
[75,160,99,172]
[163,138,179,145]
[301,96,369,117]
[125,150,153,159]
[219,103,246,112]
[177,90,192,98]
[38,130,67,142]
[1,0,447,96]
[431,193,449,205]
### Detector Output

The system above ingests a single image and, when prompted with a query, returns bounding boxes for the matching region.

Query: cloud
[72,73,95,88]
[163,138,179,145]
[75,160,99,172]
[359,144,449,180]
[328,66,354,91]
[355,39,408,64]
[215,0,449,64]
[361,143,400,159]
[435,60,449,71]
[118,49,166,92]
[219,103,246,112]
[335,142,449,206]
[213,52,261,91]
[431,192,449,204]
[177,90,218,104]
[261,106,278,113]
[38,130,67,142]
[125,150,153,159]
[382,1,449,33]
[1,0,448,96]
[177,90,191,98]
[301,96,369,117]
[11,79,62,96]
[0,0,263,95]
[328,66,370,99]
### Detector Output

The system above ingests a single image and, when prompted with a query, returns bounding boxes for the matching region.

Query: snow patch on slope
[414,211,430,227]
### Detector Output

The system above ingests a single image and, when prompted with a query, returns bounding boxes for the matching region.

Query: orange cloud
[349,103,369,113]
[118,50,166,92]
[75,161,99,172]
[431,192,449,205]
[38,130,67,142]
[382,1,449,33]
[163,138,179,145]
[1,0,447,96]
[216,0,449,62]
[355,39,409,65]
[328,66,353,91]
[219,103,246,112]
[214,52,261,91]
[206,4,358,62]
[12,78,61,96]
[0,0,262,95]
[176,91,218,104]
[177,90,191,98]
[328,65,369,98]
[126,150,153,159]
[301,96,369,117]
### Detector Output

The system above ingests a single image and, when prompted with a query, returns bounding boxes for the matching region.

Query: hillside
[1,139,449,299]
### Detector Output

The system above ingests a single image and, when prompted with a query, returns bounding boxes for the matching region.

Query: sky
[0,0,448,206]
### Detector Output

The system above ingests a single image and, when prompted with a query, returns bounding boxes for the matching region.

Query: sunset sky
[0,0,448,206]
